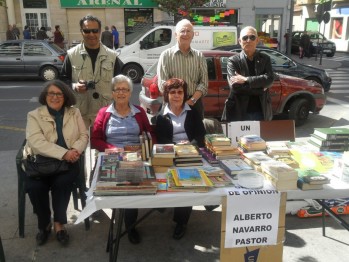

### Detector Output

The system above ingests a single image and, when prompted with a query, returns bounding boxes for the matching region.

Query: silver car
[0,40,66,81]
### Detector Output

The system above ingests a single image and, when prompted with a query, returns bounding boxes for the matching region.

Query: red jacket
[91,105,155,152]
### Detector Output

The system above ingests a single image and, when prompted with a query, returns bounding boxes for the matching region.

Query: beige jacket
[24,106,89,160]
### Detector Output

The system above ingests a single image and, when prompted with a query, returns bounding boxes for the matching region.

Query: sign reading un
[60,0,158,8]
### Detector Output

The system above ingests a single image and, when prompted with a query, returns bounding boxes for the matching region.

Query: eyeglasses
[81,29,99,34]
[113,89,130,94]
[47,92,64,98]
[241,35,257,41]
[169,90,184,95]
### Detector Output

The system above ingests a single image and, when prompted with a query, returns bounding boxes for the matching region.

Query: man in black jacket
[226,26,274,121]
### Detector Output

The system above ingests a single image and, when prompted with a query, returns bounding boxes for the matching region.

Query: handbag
[23,154,70,178]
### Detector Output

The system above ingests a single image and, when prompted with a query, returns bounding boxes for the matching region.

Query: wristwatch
[190,97,197,104]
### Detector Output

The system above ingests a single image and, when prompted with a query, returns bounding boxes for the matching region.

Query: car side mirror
[140,40,145,49]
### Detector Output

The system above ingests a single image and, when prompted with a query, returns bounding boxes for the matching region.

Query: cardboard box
[220,192,286,262]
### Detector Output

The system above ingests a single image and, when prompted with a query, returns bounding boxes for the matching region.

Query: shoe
[56,230,69,246]
[127,228,141,244]
[36,223,52,246]
[173,224,186,240]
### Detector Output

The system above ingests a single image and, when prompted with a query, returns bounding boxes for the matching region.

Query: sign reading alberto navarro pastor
[225,188,280,248]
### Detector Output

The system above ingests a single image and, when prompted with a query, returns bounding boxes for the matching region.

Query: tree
[153,0,208,21]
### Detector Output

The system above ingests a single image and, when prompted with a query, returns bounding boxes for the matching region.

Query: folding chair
[16,139,89,238]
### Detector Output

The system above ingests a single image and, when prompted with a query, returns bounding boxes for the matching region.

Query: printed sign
[225,188,280,248]
[228,121,261,146]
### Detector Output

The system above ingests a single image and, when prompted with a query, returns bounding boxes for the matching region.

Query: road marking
[0,97,38,102]
[0,125,25,132]
[326,97,349,107]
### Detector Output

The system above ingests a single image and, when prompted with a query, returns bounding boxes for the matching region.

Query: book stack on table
[173,144,203,167]
[198,166,233,187]
[167,168,214,192]
[151,144,175,173]
[308,127,349,152]
[218,158,254,180]
[296,169,331,190]
[241,151,274,172]
[204,134,240,161]
[93,153,157,196]
[261,160,298,190]
[238,134,266,152]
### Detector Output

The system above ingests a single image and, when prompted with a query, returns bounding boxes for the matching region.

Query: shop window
[124,8,153,44]
[331,18,343,39]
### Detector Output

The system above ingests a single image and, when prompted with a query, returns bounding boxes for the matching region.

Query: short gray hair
[111,74,133,92]
[175,19,193,34]
[240,26,258,39]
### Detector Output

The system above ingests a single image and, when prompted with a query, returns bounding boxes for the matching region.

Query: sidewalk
[290,53,341,70]
[1,147,349,262]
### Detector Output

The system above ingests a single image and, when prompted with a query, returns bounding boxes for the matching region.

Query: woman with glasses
[24,80,88,246]
[91,74,155,244]
[226,26,274,122]
[155,78,206,240]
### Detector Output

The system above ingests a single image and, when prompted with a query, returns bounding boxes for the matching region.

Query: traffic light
[316,1,332,24]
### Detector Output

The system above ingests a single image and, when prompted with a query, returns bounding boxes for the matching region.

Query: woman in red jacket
[91,74,155,245]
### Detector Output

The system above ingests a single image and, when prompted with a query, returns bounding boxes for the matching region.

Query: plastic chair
[16,139,90,238]
[0,235,5,262]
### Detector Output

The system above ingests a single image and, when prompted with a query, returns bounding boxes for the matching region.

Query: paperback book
[152,144,175,158]
[313,127,349,140]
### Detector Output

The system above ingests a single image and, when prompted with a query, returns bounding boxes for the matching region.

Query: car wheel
[122,64,143,83]
[289,98,309,126]
[40,66,58,81]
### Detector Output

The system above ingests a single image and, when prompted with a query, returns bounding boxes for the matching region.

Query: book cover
[297,169,331,185]
[169,168,213,187]
[242,151,273,165]
[310,134,349,147]
[272,155,299,169]
[297,177,323,190]
[208,174,233,187]
[261,160,298,180]
[307,139,349,152]
[199,166,226,176]
[152,144,175,158]
[199,147,220,166]
[101,154,120,166]
[151,156,174,166]
[174,144,200,157]
[263,172,298,190]
[219,158,253,178]
[205,134,231,146]
[239,134,266,151]
[313,127,349,140]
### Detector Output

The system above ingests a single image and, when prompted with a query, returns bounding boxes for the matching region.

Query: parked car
[0,39,66,81]
[291,31,336,57]
[139,50,326,126]
[212,46,332,92]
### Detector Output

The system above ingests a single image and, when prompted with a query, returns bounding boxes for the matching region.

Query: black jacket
[155,107,206,147]
[226,50,274,121]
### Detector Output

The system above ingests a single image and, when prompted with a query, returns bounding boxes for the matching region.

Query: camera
[85,80,96,90]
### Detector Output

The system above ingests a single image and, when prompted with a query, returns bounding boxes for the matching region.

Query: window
[206,57,216,80]
[220,56,229,79]
[0,43,22,57]
[261,50,291,67]
[24,42,51,56]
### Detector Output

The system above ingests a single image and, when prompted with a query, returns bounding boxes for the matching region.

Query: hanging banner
[60,0,158,8]
[225,188,281,248]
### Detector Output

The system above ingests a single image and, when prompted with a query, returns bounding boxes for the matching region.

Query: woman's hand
[63,149,80,163]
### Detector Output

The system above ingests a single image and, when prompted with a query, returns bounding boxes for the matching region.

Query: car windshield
[126,26,154,45]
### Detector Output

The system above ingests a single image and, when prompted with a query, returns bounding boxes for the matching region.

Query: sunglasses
[241,35,257,41]
[81,29,99,34]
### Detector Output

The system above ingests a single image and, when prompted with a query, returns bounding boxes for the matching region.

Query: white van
[117,25,237,82]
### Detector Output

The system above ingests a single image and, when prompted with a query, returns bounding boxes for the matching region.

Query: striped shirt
[157,44,208,96]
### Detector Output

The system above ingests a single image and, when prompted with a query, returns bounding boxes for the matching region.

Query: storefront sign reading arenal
[60,0,158,8]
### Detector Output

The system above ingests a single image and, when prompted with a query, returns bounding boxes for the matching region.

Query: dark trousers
[124,209,138,230]
[173,207,192,225]
[25,163,78,230]
[191,98,204,120]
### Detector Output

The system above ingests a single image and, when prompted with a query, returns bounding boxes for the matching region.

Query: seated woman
[155,78,206,240]
[91,74,155,244]
[24,80,88,246]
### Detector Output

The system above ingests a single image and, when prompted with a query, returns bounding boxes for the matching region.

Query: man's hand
[230,73,247,84]
[74,80,87,93]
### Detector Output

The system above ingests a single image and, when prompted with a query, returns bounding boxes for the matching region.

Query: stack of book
[242,151,274,172]
[296,169,331,190]
[199,166,233,187]
[93,153,157,196]
[139,131,153,161]
[173,144,203,167]
[238,134,266,152]
[261,160,298,190]
[265,141,290,157]
[151,144,175,172]
[167,168,213,192]
[219,158,254,180]
[308,127,349,152]
[205,134,240,160]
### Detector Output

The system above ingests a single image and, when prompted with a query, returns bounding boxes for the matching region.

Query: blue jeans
[246,112,264,121]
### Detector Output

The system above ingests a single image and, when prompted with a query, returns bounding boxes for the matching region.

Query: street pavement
[1,53,349,262]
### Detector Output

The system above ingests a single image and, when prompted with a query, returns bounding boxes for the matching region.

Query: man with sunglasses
[225,26,274,122]
[60,15,123,128]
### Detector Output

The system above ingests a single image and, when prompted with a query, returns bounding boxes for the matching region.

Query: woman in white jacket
[24,80,88,246]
